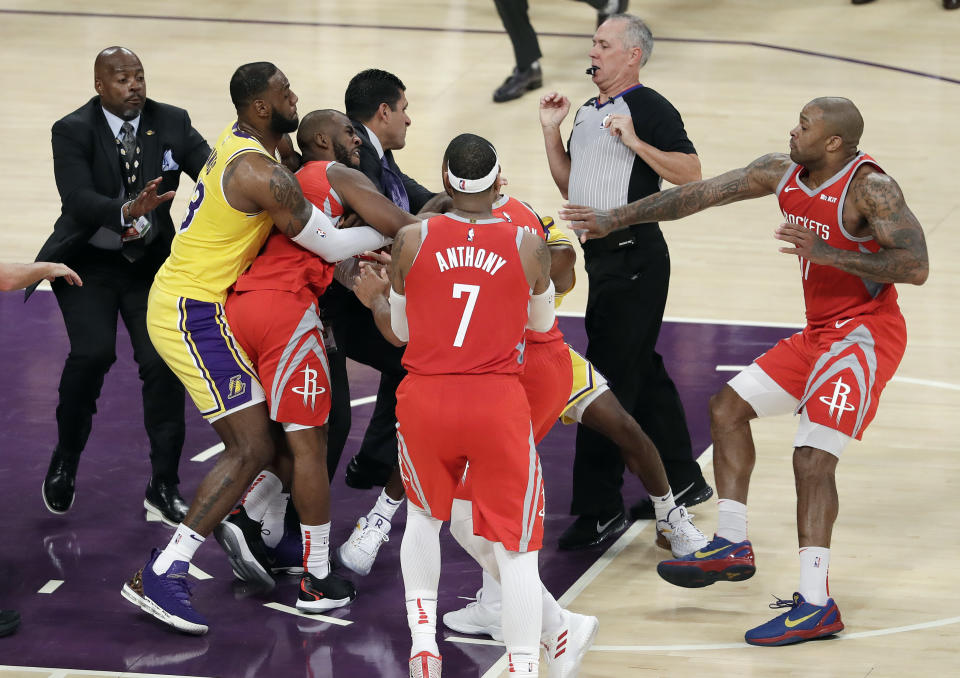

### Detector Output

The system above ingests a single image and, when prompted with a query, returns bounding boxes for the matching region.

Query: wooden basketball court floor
[0,1,957,676]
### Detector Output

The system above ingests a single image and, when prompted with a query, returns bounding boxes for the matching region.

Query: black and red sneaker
[296,572,356,613]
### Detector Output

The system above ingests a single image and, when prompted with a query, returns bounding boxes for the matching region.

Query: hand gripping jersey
[402,214,531,376]
[154,122,276,303]
[492,194,567,345]
[233,160,344,298]
[776,153,901,327]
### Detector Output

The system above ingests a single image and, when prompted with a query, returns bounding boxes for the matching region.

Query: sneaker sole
[143,499,179,528]
[41,479,73,515]
[121,582,208,635]
[337,543,374,577]
[296,595,355,613]
[442,615,504,642]
[213,522,276,590]
[657,561,756,588]
[745,620,844,646]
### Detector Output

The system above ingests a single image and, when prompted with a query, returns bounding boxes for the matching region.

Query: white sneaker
[542,609,598,678]
[337,514,390,576]
[409,651,441,678]
[655,505,709,557]
[441,588,503,641]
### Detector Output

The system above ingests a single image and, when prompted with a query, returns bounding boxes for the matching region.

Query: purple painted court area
[0,292,794,677]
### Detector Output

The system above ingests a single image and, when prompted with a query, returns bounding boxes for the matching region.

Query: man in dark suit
[30,46,210,525]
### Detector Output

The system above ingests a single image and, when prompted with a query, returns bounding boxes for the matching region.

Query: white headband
[447,153,500,194]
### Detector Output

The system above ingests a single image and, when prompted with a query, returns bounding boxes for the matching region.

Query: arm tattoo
[831,172,929,284]
[608,153,789,229]
[535,237,552,283]
[268,164,311,237]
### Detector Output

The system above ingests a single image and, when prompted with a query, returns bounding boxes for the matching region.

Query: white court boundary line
[0,666,213,678]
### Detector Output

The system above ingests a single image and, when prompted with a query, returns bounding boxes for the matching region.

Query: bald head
[94,46,145,120]
[297,109,361,165]
[807,97,863,150]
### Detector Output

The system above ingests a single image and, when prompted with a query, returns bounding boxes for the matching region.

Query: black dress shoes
[0,609,20,637]
[144,479,189,526]
[42,451,79,514]
[492,63,543,103]
[597,0,630,26]
[945,0,959,9]
[344,453,394,489]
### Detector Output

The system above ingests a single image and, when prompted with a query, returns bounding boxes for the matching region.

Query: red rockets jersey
[402,213,531,376]
[233,160,343,297]
[492,194,564,345]
[776,153,900,327]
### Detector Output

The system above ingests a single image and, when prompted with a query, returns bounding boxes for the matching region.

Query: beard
[332,140,358,167]
[269,108,299,134]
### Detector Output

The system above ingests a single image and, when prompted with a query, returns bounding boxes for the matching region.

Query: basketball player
[220,109,420,602]
[120,64,398,634]
[560,97,928,646]
[390,133,555,677]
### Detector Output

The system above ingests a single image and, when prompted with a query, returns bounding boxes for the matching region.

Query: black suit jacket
[350,119,435,213]
[27,96,210,298]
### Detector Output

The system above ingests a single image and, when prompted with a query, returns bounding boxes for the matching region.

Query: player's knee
[709,386,750,430]
[792,447,838,483]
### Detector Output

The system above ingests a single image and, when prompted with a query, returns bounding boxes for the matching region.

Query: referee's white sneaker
[655,505,709,557]
[441,588,503,641]
[541,609,599,678]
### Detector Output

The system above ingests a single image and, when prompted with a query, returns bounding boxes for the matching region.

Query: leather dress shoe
[144,479,189,526]
[597,0,629,26]
[0,609,19,637]
[850,0,876,4]
[42,451,79,514]
[344,453,394,489]
[945,0,959,9]
[492,63,543,103]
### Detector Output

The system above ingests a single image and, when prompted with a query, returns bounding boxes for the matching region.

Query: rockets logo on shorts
[818,376,856,423]
[291,363,326,410]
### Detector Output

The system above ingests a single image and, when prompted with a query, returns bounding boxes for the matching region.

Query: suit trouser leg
[571,239,697,516]
[118,270,185,485]
[325,346,351,481]
[493,0,542,70]
[52,257,121,462]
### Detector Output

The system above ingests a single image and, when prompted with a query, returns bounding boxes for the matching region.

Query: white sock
[716,498,748,543]
[370,488,403,522]
[798,547,830,606]
[540,587,564,637]
[494,544,541,676]
[153,524,204,574]
[301,522,330,578]
[481,569,502,608]
[650,489,676,523]
[261,492,289,548]
[401,501,442,657]
[240,471,282,523]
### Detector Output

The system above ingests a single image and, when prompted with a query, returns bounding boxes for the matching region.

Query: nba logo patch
[459,179,466,190]
[227,374,247,399]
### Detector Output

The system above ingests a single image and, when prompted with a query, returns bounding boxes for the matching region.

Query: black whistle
[585,66,599,75]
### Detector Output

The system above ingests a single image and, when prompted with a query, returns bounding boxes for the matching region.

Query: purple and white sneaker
[121,549,208,635]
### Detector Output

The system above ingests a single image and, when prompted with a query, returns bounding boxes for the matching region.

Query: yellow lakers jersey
[153,122,277,303]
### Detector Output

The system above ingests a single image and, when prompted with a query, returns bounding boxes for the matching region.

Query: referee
[540,14,712,549]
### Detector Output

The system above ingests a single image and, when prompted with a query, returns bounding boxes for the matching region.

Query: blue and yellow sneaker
[656,534,756,588]
[745,592,843,646]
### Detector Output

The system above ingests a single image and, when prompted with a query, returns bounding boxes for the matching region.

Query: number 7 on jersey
[451,283,480,347]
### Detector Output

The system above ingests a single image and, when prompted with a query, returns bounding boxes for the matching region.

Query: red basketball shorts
[753,311,907,440]
[224,288,332,427]
[521,338,574,444]
[396,373,544,552]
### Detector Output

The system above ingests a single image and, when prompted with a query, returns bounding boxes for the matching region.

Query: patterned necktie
[116,121,146,261]
[380,154,410,211]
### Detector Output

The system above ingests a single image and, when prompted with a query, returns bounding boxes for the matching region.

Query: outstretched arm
[775,170,928,285]
[0,262,82,291]
[327,163,416,236]
[560,153,791,238]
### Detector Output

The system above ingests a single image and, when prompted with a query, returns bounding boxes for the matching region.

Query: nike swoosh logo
[693,546,729,559]
[835,319,853,328]
[596,515,622,532]
[784,609,822,628]
[783,187,800,193]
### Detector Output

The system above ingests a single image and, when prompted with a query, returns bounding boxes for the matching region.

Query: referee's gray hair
[609,14,654,68]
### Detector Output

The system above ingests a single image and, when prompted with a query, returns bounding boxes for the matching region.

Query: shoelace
[161,572,196,607]
[355,522,389,553]
[767,594,797,611]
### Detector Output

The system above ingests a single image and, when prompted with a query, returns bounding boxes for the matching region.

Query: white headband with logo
[447,153,500,194]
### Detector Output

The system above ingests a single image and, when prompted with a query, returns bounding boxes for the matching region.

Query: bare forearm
[824,246,928,285]
[0,262,53,291]
[370,294,404,346]
[542,126,571,198]
[630,143,701,186]
[608,171,751,228]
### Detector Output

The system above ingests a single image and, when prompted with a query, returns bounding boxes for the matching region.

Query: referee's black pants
[571,229,704,517]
